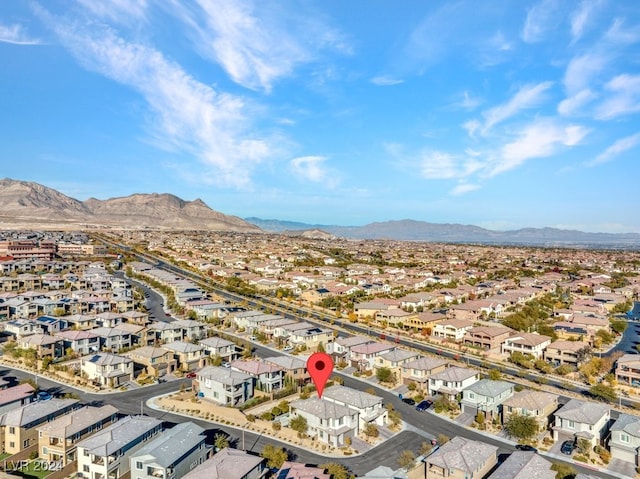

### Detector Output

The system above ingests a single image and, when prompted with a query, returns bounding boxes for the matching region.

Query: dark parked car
[401,397,416,406]
[416,400,433,411]
[185,372,197,379]
[515,444,537,452]
[561,440,576,455]
[37,391,52,401]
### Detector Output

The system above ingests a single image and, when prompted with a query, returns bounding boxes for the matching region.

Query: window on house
[136,461,143,470]
[9,442,15,449]
[621,433,630,443]
[9,427,15,434]
[568,420,575,429]
[83,465,90,472]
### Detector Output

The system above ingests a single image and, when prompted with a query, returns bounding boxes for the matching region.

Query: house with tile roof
[162,341,205,371]
[350,342,396,371]
[502,390,559,433]
[322,385,387,429]
[264,356,310,387]
[552,398,610,447]
[501,332,552,359]
[0,383,35,416]
[55,329,101,356]
[424,435,498,479]
[76,415,163,479]
[80,352,134,387]
[126,346,178,377]
[129,422,209,479]
[289,397,359,448]
[194,366,254,406]
[182,447,267,479]
[608,413,640,466]
[400,357,449,391]
[544,340,591,367]
[460,380,514,420]
[428,366,480,400]
[276,461,330,479]
[615,354,640,387]
[231,359,285,392]
[486,451,555,479]
[38,405,118,465]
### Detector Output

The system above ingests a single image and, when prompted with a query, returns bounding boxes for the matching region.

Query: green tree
[487,369,502,380]
[397,450,416,470]
[503,413,538,442]
[551,462,577,479]
[214,433,229,451]
[610,320,627,334]
[589,384,617,403]
[376,367,394,383]
[290,415,308,436]
[261,444,288,469]
[319,463,350,479]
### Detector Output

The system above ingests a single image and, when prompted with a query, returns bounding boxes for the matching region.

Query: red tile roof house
[463,326,514,354]
[0,383,35,415]
[230,360,285,393]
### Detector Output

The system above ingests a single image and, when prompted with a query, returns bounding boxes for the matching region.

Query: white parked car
[283,345,294,352]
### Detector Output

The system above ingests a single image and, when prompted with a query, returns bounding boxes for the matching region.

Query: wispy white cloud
[370,76,404,86]
[290,156,338,187]
[450,183,480,196]
[480,82,553,134]
[563,52,607,94]
[35,6,277,188]
[605,18,640,45]
[171,0,350,93]
[76,0,148,23]
[0,23,42,45]
[402,149,483,180]
[558,88,596,116]
[521,0,561,43]
[455,91,482,111]
[570,0,603,43]
[588,132,640,166]
[596,73,640,119]
[489,119,588,177]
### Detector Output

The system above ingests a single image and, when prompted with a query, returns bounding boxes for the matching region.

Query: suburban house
[501,333,552,359]
[4,319,38,338]
[129,422,209,479]
[486,451,556,479]
[145,322,186,345]
[460,380,515,420]
[0,383,35,415]
[615,354,640,387]
[55,330,101,356]
[127,346,177,377]
[425,435,498,479]
[374,349,420,375]
[264,356,309,387]
[76,416,163,479]
[80,352,134,388]
[277,462,330,479]
[198,337,240,363]
[431,319,474,342]
[322,385,387,430]
[552,399,610,447]
[172,319,207,341]
[34,315,68,334]
[182,447,267,479]
[287,325,334,351]
[91,327,133,352]
[400,357,449,390]
[326,336,373,364]
[162,341,205,371]
[230,360,285,392]
[350,342,396,371]
[428,366,480,399]
[609,413,640,466]
[38,405,118,466]
[18,334,64,359]
[0,399,80,454]
[544,340,591,367]
[289,397,359,447]
[194,366,254,406]
[502,390,559,433]
[463,326,513,353]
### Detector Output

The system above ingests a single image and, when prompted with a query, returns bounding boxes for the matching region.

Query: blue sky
[1,1,639,233]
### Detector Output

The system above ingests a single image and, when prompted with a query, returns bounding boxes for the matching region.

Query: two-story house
[502,390,559,433]
[230,360,285,392]
[92,327,133,352]
[609,413,640,466]
[289,397,359,448]
[326,336,373,365]
[374,349,419,376]
[129,422,209,479]
[77,416,163,479]
[162,341,205,372]
[486,451,556,479]
[350,342,396,371]
[38,405,118,466]
[431,318,474,342]
[463,326,514,353]
[501,333,552,359]
[322,385,387,430]
[0,399,80,455]
[544,340,591,367]
[81,353,134,388]
[194,366,254,406]
[428,366,480,400]
[127,346,177,377]
[18,334,64,359]
[55,330,101,356]
[460,380,515,420]
[0,383,35,415]
[400,357,449,391]
[264,356,309,387]
[615,354,640,387]
[425,436,498,479]
[198,337,240,363]
[287,326,334,351]
[552,399,610,447]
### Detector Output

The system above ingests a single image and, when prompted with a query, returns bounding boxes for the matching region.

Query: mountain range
[1,178,639,248]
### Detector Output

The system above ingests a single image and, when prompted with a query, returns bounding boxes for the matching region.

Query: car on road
[185,372,197,379]
[515,444,537,452]
[560,440,575,455]
[416,399,433,411]
[401,397,416,406]
[249,335,257,341]
[283,345,294,352]
[221,362,231,368]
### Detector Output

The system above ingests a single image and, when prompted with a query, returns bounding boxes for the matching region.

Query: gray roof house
[460,379,515,419]
[76,416,163,479]
[194,366,254,407]
[552,399,610,446]
[486,451,555,479]
[322,385,387,429]
[425,435,498,479]
[609,413,640,466]
[129,422,209,479]
[182,447,267,479]
[289,397,359,448]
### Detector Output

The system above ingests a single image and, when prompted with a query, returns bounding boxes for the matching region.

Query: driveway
[607,458,636,478]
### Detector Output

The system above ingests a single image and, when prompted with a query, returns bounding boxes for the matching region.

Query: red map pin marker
[307,352,334,399]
